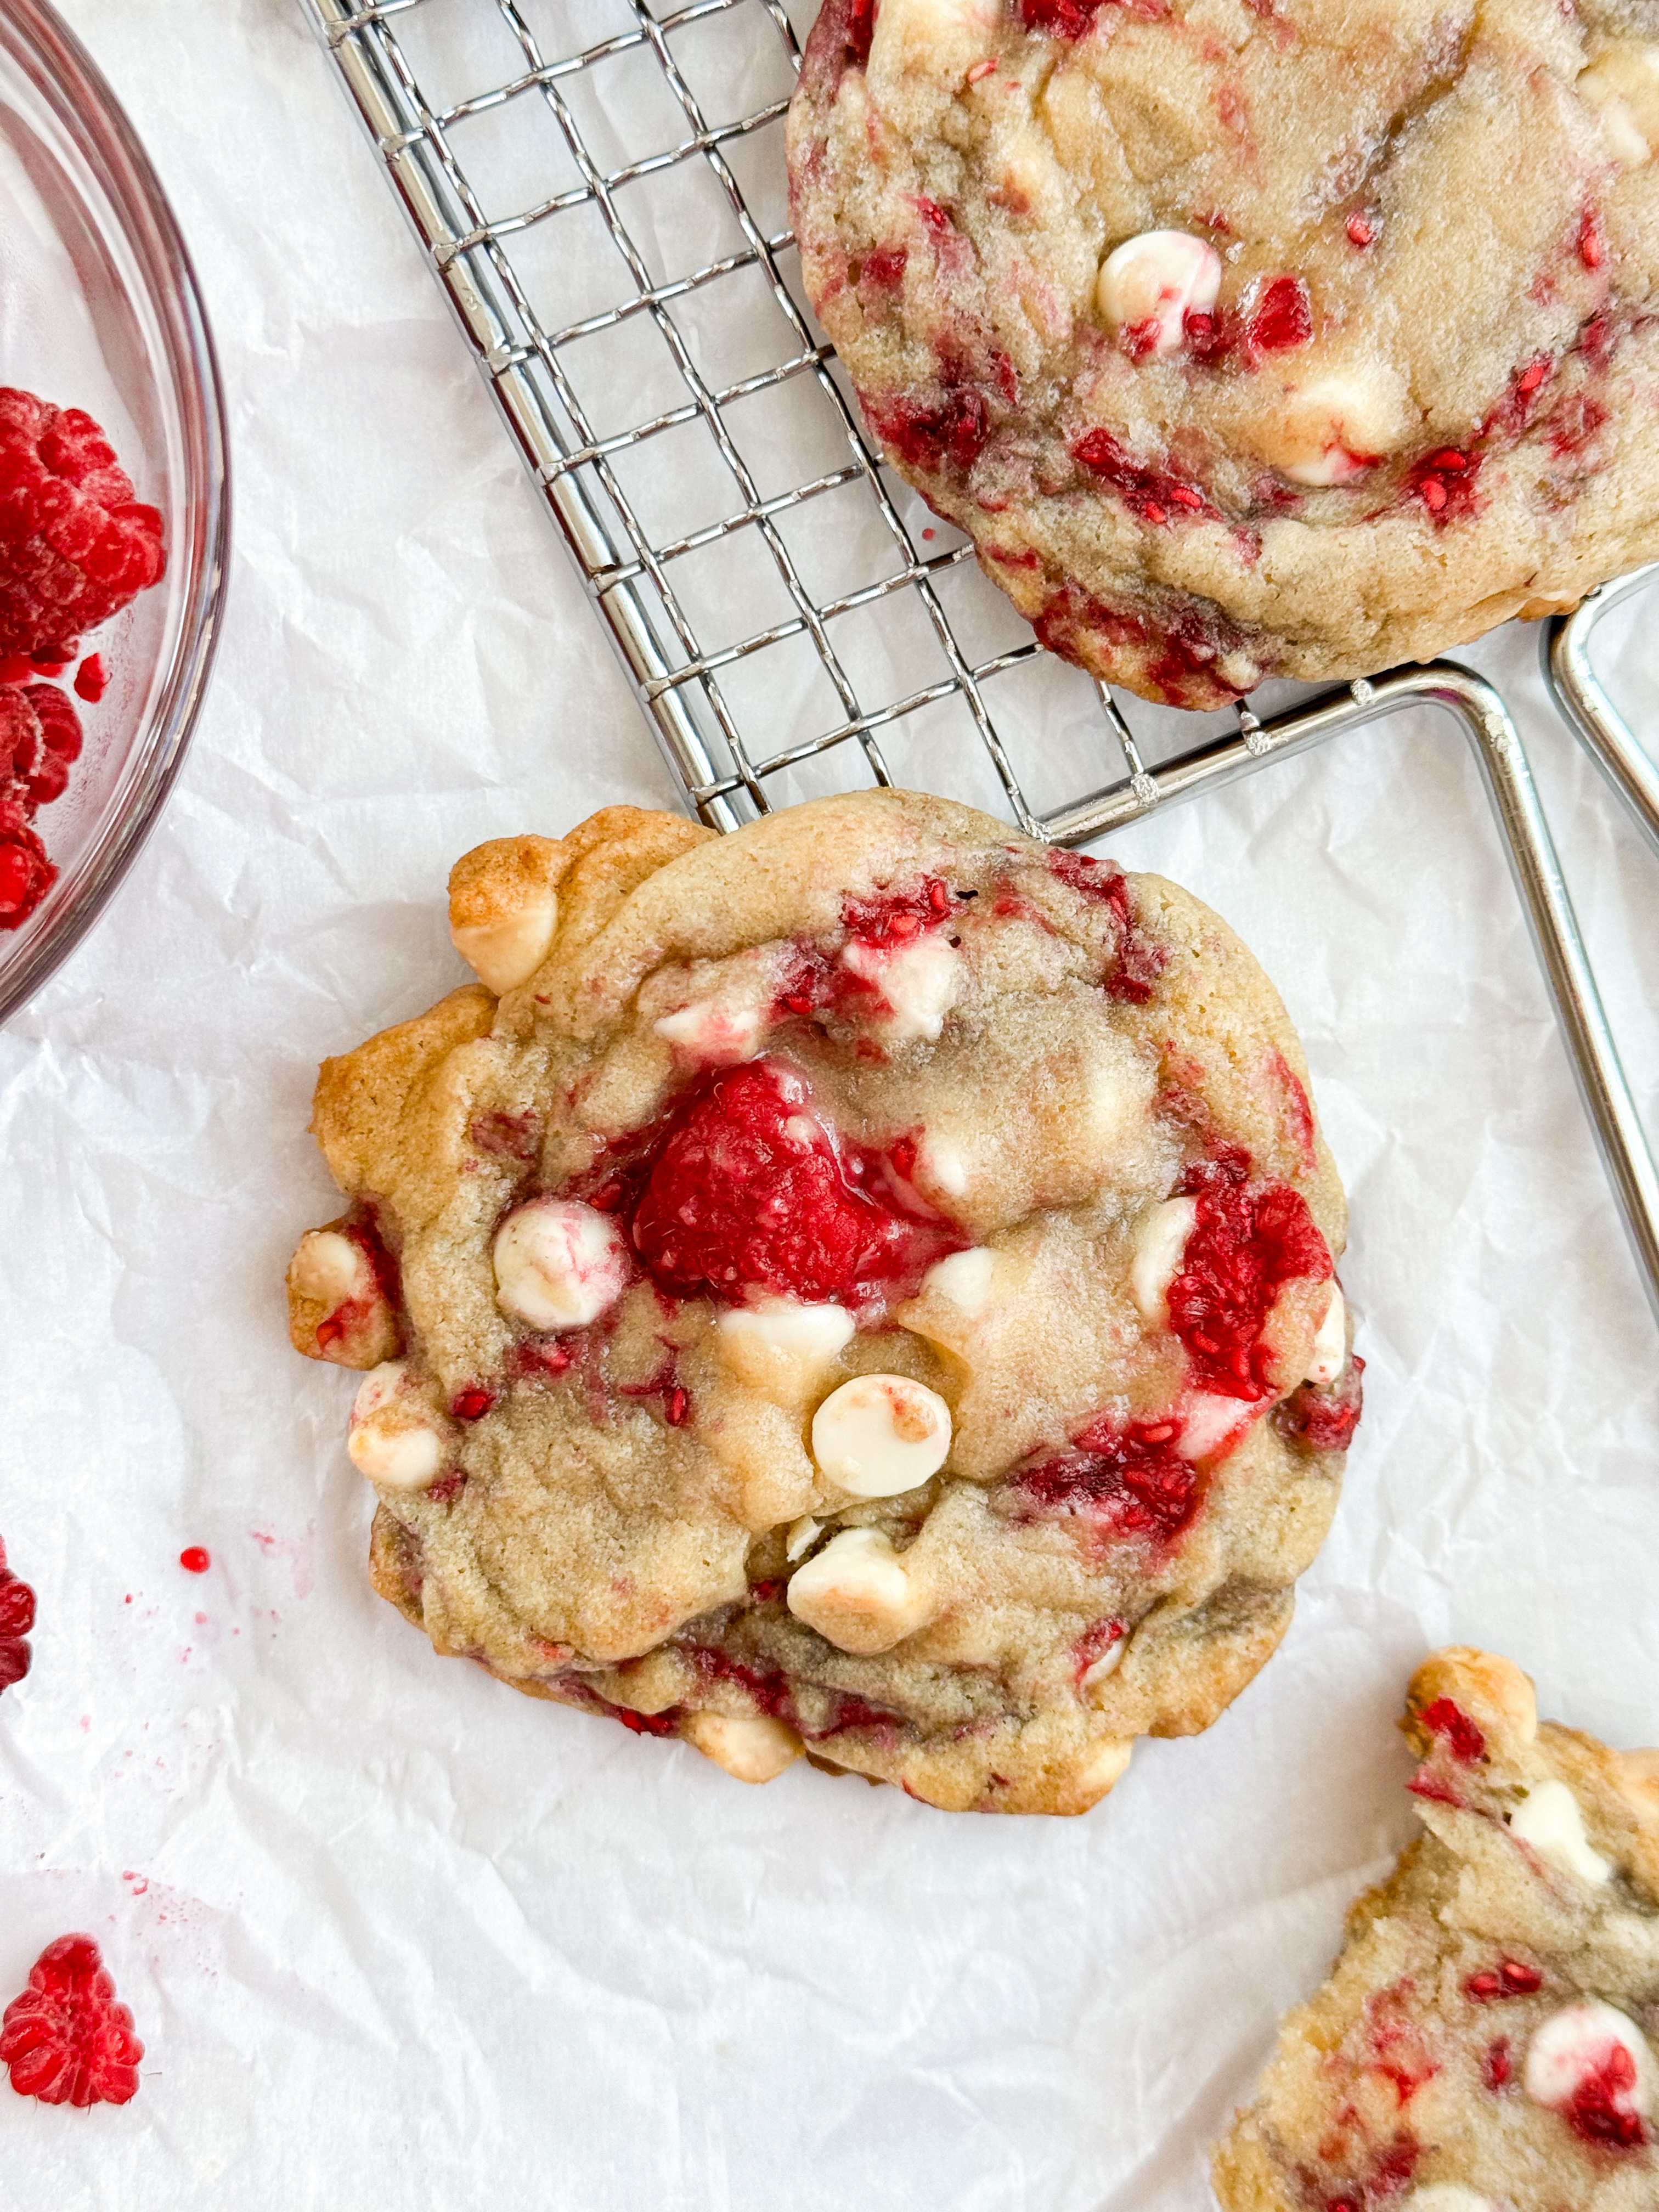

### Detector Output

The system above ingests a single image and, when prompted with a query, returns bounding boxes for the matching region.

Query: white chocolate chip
[785,1515,823,1562]
[786,1526,930,1654]
[1079,1048,1154,1173]
[1251,366,1411,484]
[452,893,557,996]
[682,1710,803,1784]
[1178,1392,1252,1463]
[493,1198,629,1331]
[1511,1779,1614,1885]
[1525,2000,1654,2124]
[1130,1197,1197,1322]
[1406,2190,1503,2212]
[923,1136,968,1197]
[811,1373,952,1499]
[1080,1637,1125,1695]
[922,1246,996,1317]
[653,998,764,1063]
[289,1229,365,1306]
[839,933,962,1042]
[716,1299,855,1401]
[1581,44,1659,162]
[1096,231,1221,357]
[1305,1283,1346,1386]
[347,1361,447,1490]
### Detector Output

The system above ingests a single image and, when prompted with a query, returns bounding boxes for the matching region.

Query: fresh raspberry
[0,1935,143,2106]
[0,390,165,657]
[0,1536,35,1693]
[1169,1152,1332,1400]
[0,800,54,929]
[72,651,106,703]
[0,682,82,810]
[629,1061,959,1306]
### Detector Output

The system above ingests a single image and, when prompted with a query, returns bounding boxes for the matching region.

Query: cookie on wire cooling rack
[285,791,1358,1813]
[785,0,1659,707]
[1215,1648,1659,2206]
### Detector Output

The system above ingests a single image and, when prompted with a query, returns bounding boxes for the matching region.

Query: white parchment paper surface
[2,3,1657,2204]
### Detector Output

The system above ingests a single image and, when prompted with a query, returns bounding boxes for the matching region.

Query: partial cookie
[287,791,1357,1813]
[786,0,1659,705]
[1214,1647,1659,2207]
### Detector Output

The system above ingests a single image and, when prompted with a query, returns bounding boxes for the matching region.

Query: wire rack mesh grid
[304,0,1319,840]
[307,0,1659,1312]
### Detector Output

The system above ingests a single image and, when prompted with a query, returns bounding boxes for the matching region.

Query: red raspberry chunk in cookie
[629,1060,958,1305]
[1169,1153,1331,1400]
[1009,1415,1200,1543]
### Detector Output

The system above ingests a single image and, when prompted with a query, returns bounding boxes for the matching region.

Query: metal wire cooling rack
[305,0,1659,1319]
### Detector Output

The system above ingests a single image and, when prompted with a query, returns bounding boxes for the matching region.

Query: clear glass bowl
[0,0,228,1023]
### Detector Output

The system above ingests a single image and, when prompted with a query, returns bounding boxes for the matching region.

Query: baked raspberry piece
[0,1536,35,1692]
[287,792,1355,1813]
[0,1936,143,2107]
[786,0,1659,703]
[1215,1647,1659,2208]
[0,800,54,932]
[0,390,164,659]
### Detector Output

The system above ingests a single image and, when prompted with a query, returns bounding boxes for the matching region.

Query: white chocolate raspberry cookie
[286,793,1357,1813]
[786,0,1659,706]
[1214,1649,1659,2207]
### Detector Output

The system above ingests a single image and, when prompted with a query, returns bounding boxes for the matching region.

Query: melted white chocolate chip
[347,1361,447,1490]
[1510,1778,1613,1885]
[653,998,764,1063]
[1525,1999,1654,2123]
[839,933,962,1042]
[921,1246,996,1317]
[289,1229,364,1306]
[1305,1283,1346,1386]
[682,1711,803,1784]
[1096,231,1221,356]
[452,894,557,996]
[1580,43,1659,163]
[716,1299,855,1400]
[811,1373,953,1498]
[1130,1197,1197,1322]
[493,1198,629,1331]
[786,1525,932,1654]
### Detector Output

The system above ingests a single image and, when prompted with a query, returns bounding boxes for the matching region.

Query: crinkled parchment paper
[1,3,1656,2204]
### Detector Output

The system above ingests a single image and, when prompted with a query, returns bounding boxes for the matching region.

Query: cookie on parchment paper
[286,791,1357,1813]
[1215,1647,1659,2207]
[786,0,1659,706]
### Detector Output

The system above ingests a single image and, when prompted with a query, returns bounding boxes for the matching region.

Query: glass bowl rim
[0,0,231,1027]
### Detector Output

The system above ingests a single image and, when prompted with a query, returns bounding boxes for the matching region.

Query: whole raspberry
[0,389,165,658]
[0,682,82,810]
[0,800,54,931]
[0,1536,35,1692]
[629,1061,956,1305]
[0,1935,143,2107]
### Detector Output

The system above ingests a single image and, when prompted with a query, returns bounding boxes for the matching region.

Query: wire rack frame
[302,0,1305,840]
